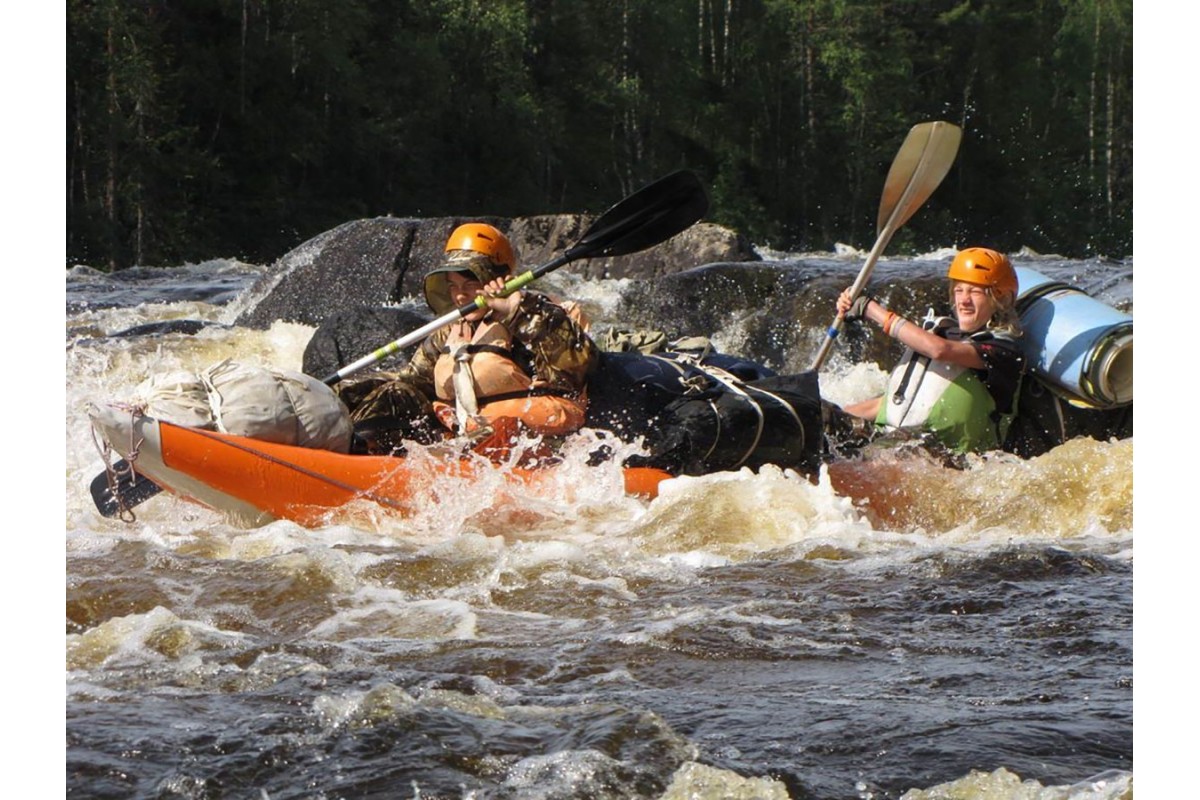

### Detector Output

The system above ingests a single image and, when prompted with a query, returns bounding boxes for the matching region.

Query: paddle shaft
[809,121,962,372]
[322,254,571,386]
[809,227,896,371]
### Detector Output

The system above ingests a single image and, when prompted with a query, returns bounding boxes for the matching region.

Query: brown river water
[64,256,1135,799]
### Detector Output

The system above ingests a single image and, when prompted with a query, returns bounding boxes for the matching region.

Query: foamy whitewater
[65,252,1133,799]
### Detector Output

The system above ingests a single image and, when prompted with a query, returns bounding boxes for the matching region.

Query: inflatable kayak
[88,403,673,527]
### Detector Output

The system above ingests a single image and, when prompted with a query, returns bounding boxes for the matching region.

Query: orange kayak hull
[89,406,672,527]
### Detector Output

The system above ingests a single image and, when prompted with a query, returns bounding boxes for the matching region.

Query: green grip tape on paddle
[472,270,538,308]
[369,340,404,359]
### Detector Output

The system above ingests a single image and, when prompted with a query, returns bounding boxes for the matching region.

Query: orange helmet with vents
[947,247,1018,297]
[443,223,516,272]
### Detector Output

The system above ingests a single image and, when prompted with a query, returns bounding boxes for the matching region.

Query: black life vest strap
[438,343,514,359]
[893,311,949,406]
[892,353,925,405]
[480,386,577,405]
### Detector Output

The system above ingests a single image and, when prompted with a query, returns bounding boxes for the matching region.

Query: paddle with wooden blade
[89,170,709,518]
[322,169,709,386]
[809,120,963,371]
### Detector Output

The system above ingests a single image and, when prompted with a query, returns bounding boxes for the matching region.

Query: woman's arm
[848,294,986,370]
[843,395,882,421]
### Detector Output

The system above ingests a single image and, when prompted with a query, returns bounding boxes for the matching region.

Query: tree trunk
[1105,61,1115,222]
[722,0,733,86]
[240,0,248,114]
[805,10,815,138]
[105,17,118,270]
[1088,2,1099,233]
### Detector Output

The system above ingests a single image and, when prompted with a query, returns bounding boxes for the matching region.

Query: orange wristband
[882,310,897,335]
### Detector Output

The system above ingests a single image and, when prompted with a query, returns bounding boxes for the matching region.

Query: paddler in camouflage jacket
[339,223,598,453]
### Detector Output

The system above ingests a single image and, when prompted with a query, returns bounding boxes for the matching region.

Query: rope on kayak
[696,367,763,469]
[749,382,807,458]
[665,355,766,469]
[90,403,148,523]
[669,355,809,470]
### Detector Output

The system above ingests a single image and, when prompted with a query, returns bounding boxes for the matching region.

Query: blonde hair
[948,283,1023,338]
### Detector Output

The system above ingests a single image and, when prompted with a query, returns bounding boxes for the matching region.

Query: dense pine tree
[66,0,1133,269]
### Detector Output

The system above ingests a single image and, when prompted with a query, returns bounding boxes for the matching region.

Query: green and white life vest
[875,315,1019,454]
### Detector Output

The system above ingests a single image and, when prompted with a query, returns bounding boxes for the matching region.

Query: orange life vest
[432,319,532,403]
[430,319,586,436]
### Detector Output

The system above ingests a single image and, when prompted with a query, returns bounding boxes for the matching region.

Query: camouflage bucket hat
[423,251,511,315]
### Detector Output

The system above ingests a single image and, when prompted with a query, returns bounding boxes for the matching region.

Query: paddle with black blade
[321,169,709,386]
[809,120,963,371]
[89,170,709,518]
[90,459,164,520]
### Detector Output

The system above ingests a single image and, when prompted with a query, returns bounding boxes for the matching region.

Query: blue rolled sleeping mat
[1014,267,1132,409]
[1004,267,1133,457]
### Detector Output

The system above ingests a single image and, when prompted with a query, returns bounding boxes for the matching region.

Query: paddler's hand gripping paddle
[809,121,962,371]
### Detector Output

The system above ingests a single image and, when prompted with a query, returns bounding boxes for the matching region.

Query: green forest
[66,0,1132,270]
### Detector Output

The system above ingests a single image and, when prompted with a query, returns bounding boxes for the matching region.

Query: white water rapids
[51,254,1156,798]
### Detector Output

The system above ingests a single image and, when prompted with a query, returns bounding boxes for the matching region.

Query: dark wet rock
[301,304,432,380]
[233,218,457,330]
[507,218,758,282]
[606,260,950,372]
[234,215,756,330]
[110,320,226,338]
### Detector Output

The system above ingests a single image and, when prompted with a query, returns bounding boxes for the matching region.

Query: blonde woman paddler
[343,223,597,452]
[833,247,1026,454]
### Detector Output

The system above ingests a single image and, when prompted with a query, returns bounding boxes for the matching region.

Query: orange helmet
[947,247,1018,297]
[423,223,518,314]
[443,223,516,272]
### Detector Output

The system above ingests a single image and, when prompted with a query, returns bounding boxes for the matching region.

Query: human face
[951,281,996,332]
[446,271,487,320]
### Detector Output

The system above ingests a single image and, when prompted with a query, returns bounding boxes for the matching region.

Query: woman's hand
[837,288,871,320]
[836,287,853,317]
